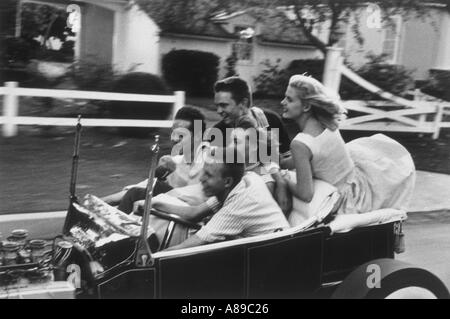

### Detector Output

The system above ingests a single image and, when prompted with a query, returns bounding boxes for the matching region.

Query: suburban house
[14,0,324,88]
[12,1,450,88]
[156,9,322,88]
[339,3,450,80]
[154,1,450,85]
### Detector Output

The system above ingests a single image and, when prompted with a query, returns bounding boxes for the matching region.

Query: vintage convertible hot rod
[1,120,448,299]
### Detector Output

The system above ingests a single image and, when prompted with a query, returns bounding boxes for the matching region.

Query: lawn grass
[0,97,449,214]
[0,127,172,214]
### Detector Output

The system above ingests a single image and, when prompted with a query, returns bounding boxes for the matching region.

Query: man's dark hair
[214,76,251,107]
[174,106,206,135]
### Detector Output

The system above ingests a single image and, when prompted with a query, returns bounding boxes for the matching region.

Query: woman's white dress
[290,129,415,216]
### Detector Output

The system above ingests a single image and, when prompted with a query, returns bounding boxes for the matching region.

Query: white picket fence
[2,51,449,139]
[323,47,450,139]
[0,81,185,137]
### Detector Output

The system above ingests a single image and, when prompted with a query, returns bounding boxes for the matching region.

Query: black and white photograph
[0,0,449,303]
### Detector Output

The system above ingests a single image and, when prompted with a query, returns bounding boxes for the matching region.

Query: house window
[232,26,254,62]
[382,16,402,63]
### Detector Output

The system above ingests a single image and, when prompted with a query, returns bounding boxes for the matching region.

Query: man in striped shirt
[162,147,289,251]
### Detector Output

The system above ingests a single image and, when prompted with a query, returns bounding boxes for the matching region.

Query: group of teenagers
[102,75,416,251]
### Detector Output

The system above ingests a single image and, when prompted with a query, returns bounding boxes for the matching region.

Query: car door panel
[157,246,246,298]
[247,230,325,298]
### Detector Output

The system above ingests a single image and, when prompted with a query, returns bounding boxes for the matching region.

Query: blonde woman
[281,75,415,220]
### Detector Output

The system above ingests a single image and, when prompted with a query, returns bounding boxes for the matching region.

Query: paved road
[397,210,450,290]
[408,171,450,212]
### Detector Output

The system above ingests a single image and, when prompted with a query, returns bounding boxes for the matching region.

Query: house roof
[210,9,314,45]
[256,10,313,45]
[160,21,235,40]
[142,1,449,45]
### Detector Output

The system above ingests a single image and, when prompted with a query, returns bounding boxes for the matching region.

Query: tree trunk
[293,7,327,55]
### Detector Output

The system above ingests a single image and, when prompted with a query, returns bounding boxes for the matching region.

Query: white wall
[79,4,114,65]
[343,7,447,80]
[400,9,443,79]
[113,4,160,74]
[220,11,323,89]
[76,2,160,74]
[431,11,450,71]
[342,7,386,67]
[160,34,321,89]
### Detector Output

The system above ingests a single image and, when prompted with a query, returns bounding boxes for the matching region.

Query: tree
[1,1,75,66]
[137,0,231,32]
[245,0,450,55]
[21,2,72,46]
[137,0,449,55]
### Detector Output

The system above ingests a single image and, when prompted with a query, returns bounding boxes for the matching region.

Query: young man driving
[102,106,208,212]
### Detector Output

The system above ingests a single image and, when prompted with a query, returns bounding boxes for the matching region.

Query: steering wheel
[148,208,202,251]
[150,208,201,230]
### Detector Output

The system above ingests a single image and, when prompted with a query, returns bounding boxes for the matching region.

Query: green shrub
[1,36,73,67]
[253,59,287,98]
[0,67,56,88]
[340,54,414,100]
[162,49,220,97]
[286,59,325,81]
[108,72,172,137]
[0,36,73,87]
[254,54,414,100]
[66,59,117,92]
[35,48,73,63]
[254,58,325,98]
[0,37,40,67]
[420,70,450,101]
